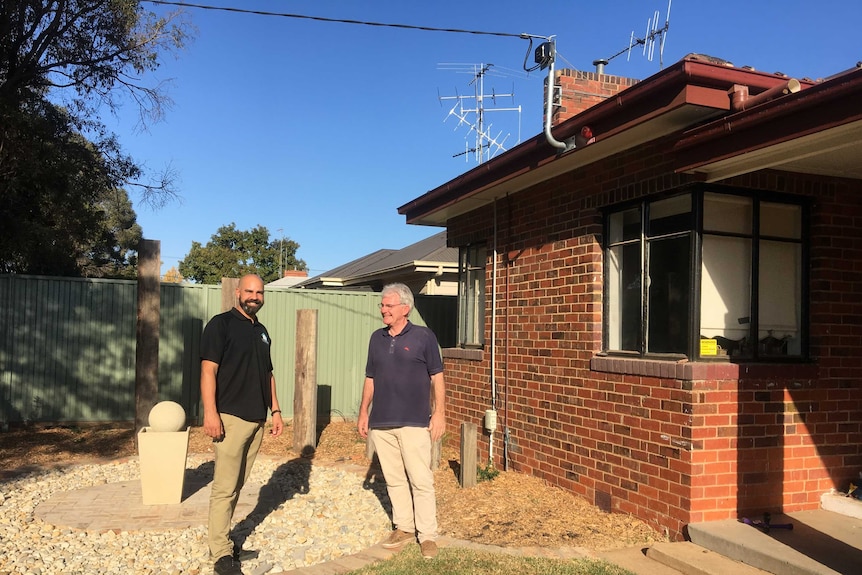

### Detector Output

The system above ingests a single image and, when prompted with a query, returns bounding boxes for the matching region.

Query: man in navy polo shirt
[358,282,446,560]
[200,274,284,575]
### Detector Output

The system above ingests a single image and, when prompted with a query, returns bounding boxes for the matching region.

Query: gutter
[674,65,862,172]
[399,57,808,224]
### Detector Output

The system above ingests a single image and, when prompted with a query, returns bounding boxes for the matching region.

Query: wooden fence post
[293,309,318,455]
[135,239,160,440]
[220,277,239,312]
[459,422,478,488]
[431,436,442,470]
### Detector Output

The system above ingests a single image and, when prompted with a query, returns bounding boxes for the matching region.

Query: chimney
[548,67,639,127]
[283,269,308,278]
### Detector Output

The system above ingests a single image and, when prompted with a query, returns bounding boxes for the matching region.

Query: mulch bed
[0,420,665,550]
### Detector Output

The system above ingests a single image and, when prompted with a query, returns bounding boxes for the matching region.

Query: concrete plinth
[138,426,190,505]
[821,491,862,519]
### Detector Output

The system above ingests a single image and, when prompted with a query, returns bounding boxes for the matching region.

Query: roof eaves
[673,66,862,179]
[343,260,458,285]
[399,58,812,226]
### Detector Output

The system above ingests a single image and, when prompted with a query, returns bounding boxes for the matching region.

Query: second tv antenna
[599,0,672,72]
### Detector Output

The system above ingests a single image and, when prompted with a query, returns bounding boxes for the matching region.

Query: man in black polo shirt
[200,274,283,575]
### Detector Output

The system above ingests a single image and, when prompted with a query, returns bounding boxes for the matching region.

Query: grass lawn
[346,545,635,575]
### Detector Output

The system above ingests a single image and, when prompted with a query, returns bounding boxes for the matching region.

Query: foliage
[0,0,192,205]
[178,223,306,284]
[162,266,184,283]
[76,187,143,278]
[0,1,192,276]
[347,545,634,575]
[477,462,500,483]
[0,100,141,276]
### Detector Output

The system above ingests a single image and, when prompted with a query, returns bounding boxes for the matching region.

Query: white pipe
[489,198,498,463]
[542,41,568,151]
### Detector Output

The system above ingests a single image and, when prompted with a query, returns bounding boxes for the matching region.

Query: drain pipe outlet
[731,78,801,111]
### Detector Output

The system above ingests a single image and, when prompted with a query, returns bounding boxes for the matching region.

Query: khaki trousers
[370,426,438,543]
[207,413,264,560]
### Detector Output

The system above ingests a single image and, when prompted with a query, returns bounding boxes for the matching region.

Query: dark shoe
[233,548,259,562]
[420,540,438,559]
[213,555,244,575]
[381,529,414,549]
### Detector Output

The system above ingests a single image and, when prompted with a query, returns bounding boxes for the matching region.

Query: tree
[76,187,143,279]
[0,100,141,277]
[1,1,192,207]
[179,224,306,284]
[163,266,184,283]
[0,1,192,276]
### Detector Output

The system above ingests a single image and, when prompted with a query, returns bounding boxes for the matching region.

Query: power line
[144,1,526,39]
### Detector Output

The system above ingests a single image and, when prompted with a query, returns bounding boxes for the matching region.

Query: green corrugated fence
[0,275,454,426]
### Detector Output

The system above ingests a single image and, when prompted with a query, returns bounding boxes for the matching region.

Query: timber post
[293,308,318,455]
[220,277,239,312]
[459,422,478,488]
[135,239,161,442]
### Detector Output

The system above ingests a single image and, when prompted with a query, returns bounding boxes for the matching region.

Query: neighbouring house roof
[295,230,457,291]
[399,56,862,226]
[266,269,309,288]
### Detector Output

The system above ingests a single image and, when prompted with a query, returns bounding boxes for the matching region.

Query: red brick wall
[442,140,862,540]
[550,69,639,125]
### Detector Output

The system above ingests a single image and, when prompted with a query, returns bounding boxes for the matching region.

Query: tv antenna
[438,63,522,164]
[600,0,672,72]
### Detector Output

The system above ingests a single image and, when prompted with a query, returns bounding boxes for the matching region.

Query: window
[604,188,806,360]
[458,244,485,347]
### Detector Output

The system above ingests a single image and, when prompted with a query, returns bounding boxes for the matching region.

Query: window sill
[590,355,817,380]
[442,348,483,361]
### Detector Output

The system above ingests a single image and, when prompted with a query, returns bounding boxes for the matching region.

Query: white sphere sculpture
[148,401,186,432]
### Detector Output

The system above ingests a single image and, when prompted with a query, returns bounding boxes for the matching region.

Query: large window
[604,188,806,360]
[458,244,485,347]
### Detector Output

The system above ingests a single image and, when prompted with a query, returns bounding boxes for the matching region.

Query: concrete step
[686,506,862,575]
[647,541,773,575]
[600,542,773,575]
[601,496,862,575]
[599,545,686,575]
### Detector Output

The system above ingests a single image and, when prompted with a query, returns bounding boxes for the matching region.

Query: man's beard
[240,299,263,316]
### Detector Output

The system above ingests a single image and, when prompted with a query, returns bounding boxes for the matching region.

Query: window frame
[457,243,486,348]
[602,185,808,361]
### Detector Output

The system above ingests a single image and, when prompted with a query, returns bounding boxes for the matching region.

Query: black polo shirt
[200,308,273,422]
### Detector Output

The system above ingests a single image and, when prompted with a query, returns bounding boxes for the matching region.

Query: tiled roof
[296,230,455,288]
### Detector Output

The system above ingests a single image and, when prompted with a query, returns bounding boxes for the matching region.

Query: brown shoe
[381,529,414,549]
[420,540,438,559]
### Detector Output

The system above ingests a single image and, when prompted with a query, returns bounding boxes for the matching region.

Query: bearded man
[200,274,284,575]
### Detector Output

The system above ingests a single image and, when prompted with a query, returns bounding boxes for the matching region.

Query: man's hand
[203,410,224,440]
[270,413,284,437]
[357,412,370,439]
[429,411,445,443]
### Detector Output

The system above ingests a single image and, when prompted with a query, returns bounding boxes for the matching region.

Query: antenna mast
[438,63,522,164]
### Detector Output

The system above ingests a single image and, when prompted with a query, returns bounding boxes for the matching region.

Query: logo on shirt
[261,333,270,345]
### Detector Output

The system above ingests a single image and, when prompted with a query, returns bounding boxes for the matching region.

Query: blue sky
[109,1,860,278]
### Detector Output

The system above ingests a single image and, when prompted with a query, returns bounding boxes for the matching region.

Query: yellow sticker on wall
[700,338,718,356]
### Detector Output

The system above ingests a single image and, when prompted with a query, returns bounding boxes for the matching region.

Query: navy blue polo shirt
[365,321,443,429]
[200,308,273,422]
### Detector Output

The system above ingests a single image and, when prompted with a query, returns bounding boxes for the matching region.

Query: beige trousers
[370,426,438,543]
[207,413,264,560]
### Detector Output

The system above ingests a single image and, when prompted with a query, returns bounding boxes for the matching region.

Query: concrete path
[29,459,604,575]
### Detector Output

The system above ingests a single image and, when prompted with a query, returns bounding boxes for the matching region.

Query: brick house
[399,55,862,539]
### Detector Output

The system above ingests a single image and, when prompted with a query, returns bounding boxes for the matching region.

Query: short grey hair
[381,283,414,311]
